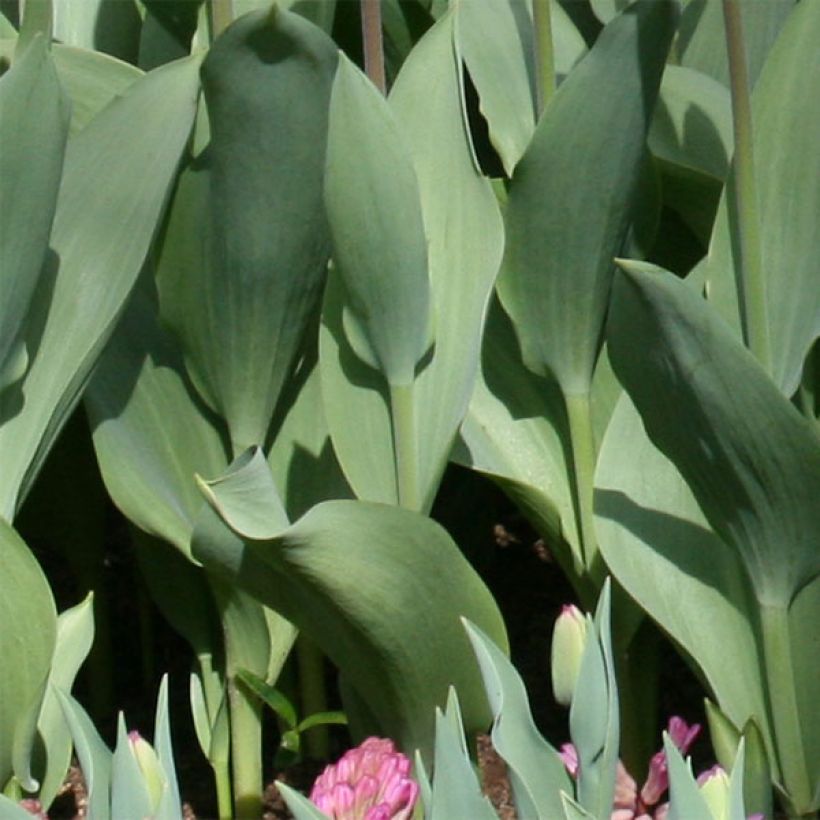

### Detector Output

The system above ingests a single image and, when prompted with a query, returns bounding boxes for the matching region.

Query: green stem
[361,0,386,95]
[564,392,598,574]
[532,0,556,118]
[722,0,770,371]
[208,0,233,42]
[227,674,263,818]
[759,604,811,814]
[213,759,233,820]
[390,383,420,510]
[297,636,329,759]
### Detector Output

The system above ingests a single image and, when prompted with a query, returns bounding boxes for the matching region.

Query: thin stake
[361,0,387,95]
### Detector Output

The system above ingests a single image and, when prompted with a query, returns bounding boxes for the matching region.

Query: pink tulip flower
[310,737,419,820]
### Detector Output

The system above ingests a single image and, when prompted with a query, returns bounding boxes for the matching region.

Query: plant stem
[564,392,598,574]
[213,759,233,820]
[390,382,420,510]
[297,635,329,759]
[227,673,263,818]
[532,0,555,118]
[759,604,811,815]
[361,0,386,95]
[721,0,770,371]
[208,0,233,41]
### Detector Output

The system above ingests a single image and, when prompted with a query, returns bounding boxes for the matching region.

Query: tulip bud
[128,730,165,811]
[697,765,730,819]
[550,604,588,707]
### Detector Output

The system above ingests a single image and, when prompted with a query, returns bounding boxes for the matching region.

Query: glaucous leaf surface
[595,394,773,758]
[86,279,229,558]
[609,261,820,606]
[0,34,69,394]
[699,0,820,395]
[677,0,794,90]
[192,461,508,761]
[160,7,337,454]
[35,594,95,808]
[325,52,432,386]
[0,519,56,791]
[496,0,677,395]
[0,53,201,519]
[464,620,571,818]
[320,8,504,511]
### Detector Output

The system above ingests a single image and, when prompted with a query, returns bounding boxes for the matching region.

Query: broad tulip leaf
[608,261,820,606]
[496,0,677,395]
[464,619,571,819]
[161,7,337,454]
[0,39,143,135]
[35,593,95,808]
[0,519,56,791]
[699,0,820,396]
[0,34,69,395]
[325,52,432,386]
[192,466,508,761]
[459,0,586,176]
[86,278,229,558]
[595,395,772,756]
[51,0,141,61]
[321,8,504,511]
[266,353,352,522]
[455,300,577,560]
[677,0,794,90]
[0,53,201,520]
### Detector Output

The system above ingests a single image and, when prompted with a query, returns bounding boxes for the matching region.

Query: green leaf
[458,0,587,177]
[160,6,337,454]
[35,594,95,808]
[193,469,507,762]
[0,52,201,519]
[560,792,597,820]
[0,34,69,395]
[197,447,289,540]
[699,0,820,396]
[0,795,37,818]
[320,8,504,510]
[296,711,347,733]
[463,620,570,818]
[51,0,141,61]
[236,670,297,729]
[428,689,498,820]
[276,780,329,820]
[111,714,153,820]
[569,582,618,818]
[665,733,713,820]
[325,52,432,386]
[609,260,820,606]
[86,278,229,558]
[595,394,773,761]
[678,0,794,90]
[152,676,182,820]
[54,689,112,820]
[496,0,677,395]
[266,352,352,522]
[0,520,56,791]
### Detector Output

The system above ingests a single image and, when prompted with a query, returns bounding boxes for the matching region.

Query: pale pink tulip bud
[696,765,764,820]
[128,730,165,811]
[551,604,588,707]
[310,737,419,820]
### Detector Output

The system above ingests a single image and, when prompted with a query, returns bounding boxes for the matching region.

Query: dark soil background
[19,416,710,819]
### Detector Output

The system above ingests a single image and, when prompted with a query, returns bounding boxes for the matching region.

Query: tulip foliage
[0,0,817,818]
